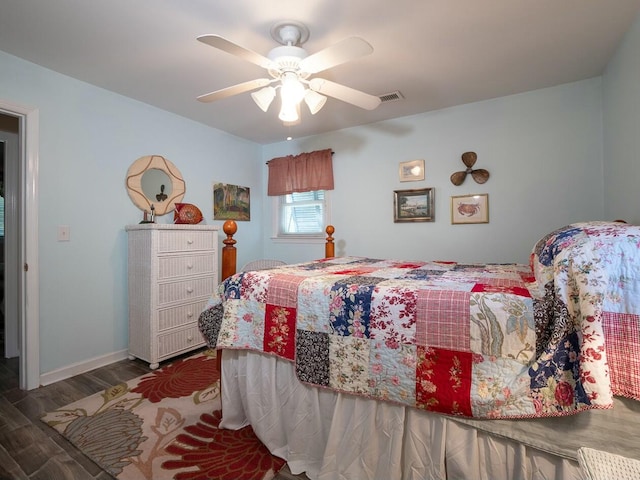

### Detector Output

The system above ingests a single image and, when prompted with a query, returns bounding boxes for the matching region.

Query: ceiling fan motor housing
[268,45,308,78]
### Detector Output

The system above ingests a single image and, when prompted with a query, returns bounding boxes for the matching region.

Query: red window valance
[267,148,334,196]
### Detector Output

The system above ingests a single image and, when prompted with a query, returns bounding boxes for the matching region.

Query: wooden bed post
[325,225,335,258]
[221,220,237,280]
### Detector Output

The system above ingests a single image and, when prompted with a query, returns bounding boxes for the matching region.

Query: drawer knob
[186,287,194,294]
[187,239,194,245]
[187,264,193,269]
[187,311,193,318]
[187,336,193,342]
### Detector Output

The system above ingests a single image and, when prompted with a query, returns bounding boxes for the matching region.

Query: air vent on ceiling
[378,91,404,103]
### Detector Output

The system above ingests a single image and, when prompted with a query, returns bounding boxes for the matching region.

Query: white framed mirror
[125,155,185,216]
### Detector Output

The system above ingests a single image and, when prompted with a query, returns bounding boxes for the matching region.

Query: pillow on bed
[529,223,587,289]
[529,221,636,288]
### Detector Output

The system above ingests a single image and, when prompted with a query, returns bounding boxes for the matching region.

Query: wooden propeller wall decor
[450,151,490,186]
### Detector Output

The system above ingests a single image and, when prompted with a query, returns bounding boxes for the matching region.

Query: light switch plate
[57,225,70,241]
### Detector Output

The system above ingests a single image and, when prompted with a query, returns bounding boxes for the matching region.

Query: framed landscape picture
[451,193,489,224]
[213,182,250,221]
[394,188,434,222]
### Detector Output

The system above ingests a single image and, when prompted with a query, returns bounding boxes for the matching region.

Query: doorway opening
[0,120,20,389]
[0,101,40,390]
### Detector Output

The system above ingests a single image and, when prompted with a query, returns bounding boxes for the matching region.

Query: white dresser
[125,224,219,369]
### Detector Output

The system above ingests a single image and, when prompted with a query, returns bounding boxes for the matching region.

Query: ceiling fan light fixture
[304,89,327,115]
[278,72,305,123]
[279,100,300,124]
[251,86,276,112]
[280,72,306,104]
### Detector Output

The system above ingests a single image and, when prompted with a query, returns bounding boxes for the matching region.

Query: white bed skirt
[218,350,581,480]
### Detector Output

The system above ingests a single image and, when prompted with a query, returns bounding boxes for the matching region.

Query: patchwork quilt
[199,221,640,419]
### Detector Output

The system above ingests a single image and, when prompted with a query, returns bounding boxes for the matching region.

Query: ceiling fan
[196,20,382,124]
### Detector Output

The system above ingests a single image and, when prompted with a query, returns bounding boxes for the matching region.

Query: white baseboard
[39,349,130,387]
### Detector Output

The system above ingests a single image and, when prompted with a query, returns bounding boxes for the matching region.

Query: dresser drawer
[157,230,215,253]
[157,324,205,358]
[158,276,216,305]
[158,253,215,280]
[158,299,208,331]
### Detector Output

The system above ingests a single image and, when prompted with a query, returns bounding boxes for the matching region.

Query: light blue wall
[0,51,264,373]
[603,13,640,224]
[262,78,605,265]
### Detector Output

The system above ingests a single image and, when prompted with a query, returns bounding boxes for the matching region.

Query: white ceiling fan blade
[308,78,381,110]
[197,78,272,103]
[299,37,374,74]
[197,34,276,70]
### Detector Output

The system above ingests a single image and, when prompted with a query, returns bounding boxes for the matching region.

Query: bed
[199,220,640,479]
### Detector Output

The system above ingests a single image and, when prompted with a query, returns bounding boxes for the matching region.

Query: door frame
[0,99,40,390]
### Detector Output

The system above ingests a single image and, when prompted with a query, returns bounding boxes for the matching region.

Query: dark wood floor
[0,346,154,479]
[0,338,307,479]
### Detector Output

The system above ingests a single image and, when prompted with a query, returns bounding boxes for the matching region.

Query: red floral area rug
[41,350,286,480]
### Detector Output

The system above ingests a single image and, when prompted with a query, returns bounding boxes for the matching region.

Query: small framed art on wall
[398,159,425,182]
[394,188,434,222]
[451,193,489,224]
[213,182,250,221]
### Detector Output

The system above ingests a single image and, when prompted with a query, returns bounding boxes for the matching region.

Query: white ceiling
[2,0,639,145]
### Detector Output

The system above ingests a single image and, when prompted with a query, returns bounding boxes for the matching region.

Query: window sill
[270,235,326,244]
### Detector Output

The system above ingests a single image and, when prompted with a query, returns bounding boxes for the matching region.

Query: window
[274,190,330,238]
